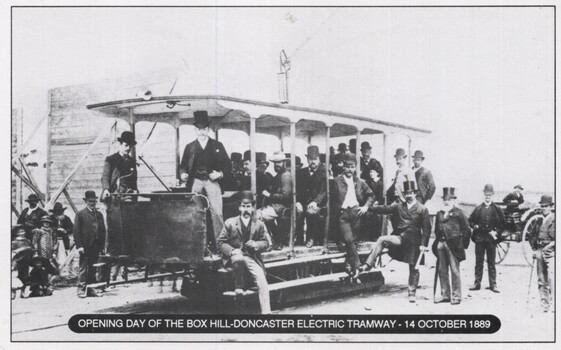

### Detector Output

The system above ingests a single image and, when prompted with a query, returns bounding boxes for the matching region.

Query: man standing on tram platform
[179,111,231,244]
[217,191,271,314]
[361,181,432,303]
[412,150,436,204]
[332,154,374,277]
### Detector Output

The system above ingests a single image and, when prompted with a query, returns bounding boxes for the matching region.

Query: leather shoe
[434,298,451,304]
[87,289,102,297]
[359,264,373,272]
[451,300,461,305]
[408,295,416,303]
[489,288,500,293]
[469,285,481,291]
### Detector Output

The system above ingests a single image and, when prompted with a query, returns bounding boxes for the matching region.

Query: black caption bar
[69,314,500,334]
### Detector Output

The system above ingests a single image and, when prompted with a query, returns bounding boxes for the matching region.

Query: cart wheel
[522,214,544,265]
[494,241,510,264]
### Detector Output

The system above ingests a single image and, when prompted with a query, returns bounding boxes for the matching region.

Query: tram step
[265,252,346,269]
[222,269,381,297]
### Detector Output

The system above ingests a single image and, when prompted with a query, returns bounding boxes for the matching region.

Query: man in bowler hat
[359,141,384,182]
[388,148,417,204]
[74,191,106,298]
[362,181,432,303]
[412,150,436,204]
[17,193,48,240]
[217,191,271,314]
[179,111,231,244]
[432,188,471,304]
[101,131,138,201]
[468,184,506,293]
[530,194,555,312]
[49,202,73,253]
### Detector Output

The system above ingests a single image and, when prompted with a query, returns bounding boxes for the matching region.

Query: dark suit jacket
[73,208,106,251]
[468,203,506,243]
[503,192,524,205]
[360,157,383,181]
[332,175,374,211]
[432,206,472,261]
[217,215,271,269]
[370,201,432,265]
[413,166,436,203]
[179,138,231,190]
[269,169,293,208]
[296,165,327,206]
[17,207,48,238]
[101,152,138,193]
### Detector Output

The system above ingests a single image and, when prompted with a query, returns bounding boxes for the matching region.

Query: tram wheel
[521,214,544,266]
[494,241,510,264]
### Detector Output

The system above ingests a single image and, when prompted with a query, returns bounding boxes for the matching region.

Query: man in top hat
[223,152,245,191]
[412,150,436,204]
[259,151,293,250]
[296,145,328,247]
[49,202,73,253]
[359,141,384,183]
[468,184,506,293]
[431,188,471,305]
[101,131,138,201]
[362,181,432,303]
[74,191,106,298]
[180,110,231,243]
[388,148,417,204]
[530,194,555,312]
[332,153,374,277]
[217,191,271,314]
[17,193,48,240]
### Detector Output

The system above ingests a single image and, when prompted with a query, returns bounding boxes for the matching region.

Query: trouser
[536,247,555,310]
[474,240,497,288]
[437,241,462,302]
[232,256,271,314]
[260,205,288,245]
[365,235,420,295]
[78,247,101,295]
[339,207,362,269]
[304,211,324,244]
[192,178,224,243]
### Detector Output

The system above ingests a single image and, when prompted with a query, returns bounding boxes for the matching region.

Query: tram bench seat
[222,269,382,297]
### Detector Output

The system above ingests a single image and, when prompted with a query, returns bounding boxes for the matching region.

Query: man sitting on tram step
[468,184,506,293]
[503,184,525,213]
[332,153,374,278]
[412,150,436,205]
[296,146,328,248]
[362,181,432,303]
[432,187,471,305]
[100,130,137,282]
[530,194,555,313]
[217,191,271,314]
[241,151,271,208]
[358,141,384,183]
[17,193,48,240]
[179,110,231,246]
[223,152,245,191]
[74,191,106,298]
[259,151,293,251]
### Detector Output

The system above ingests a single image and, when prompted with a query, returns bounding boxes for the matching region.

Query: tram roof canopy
[87,95,431,138]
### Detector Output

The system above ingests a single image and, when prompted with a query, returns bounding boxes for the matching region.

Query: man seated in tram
[296,146,328,248]
[331,153,374,278]
[332,143,348,177]
[360,165,384,241]
[255,152,273,185]
[359,141,384,183]
[217,191,271,314]
[223,152,244,191]
[259,151,293,250]
[241,151,271,208]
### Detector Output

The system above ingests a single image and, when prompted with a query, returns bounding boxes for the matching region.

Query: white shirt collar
[197,137,209,149]
[406,199,417,209]
[240,216,251,227]
[28,206,38,213]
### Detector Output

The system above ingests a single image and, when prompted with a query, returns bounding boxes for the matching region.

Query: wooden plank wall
[12,108,22,218]
[48,69,179,217]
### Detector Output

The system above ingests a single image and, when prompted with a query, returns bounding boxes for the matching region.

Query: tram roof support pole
[407,135,412,168]
[289,121,296,258]
[356,129,362,175]
[323,126,331,253]
[175,125,180,181]
[250,117,257,196]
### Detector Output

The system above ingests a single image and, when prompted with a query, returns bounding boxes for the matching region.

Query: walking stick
[414,250,426,270]
[526,256,536,306]
[433,258,440,302]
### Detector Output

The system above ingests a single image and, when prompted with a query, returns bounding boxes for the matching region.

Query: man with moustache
[332,154,374,278]
[412,150,436,204]
[217,191,271,314]
[101,131,138,201]
[296,146,327,247]
[468,184,506,293]
[361,181,432,303]
[359,141,384,182]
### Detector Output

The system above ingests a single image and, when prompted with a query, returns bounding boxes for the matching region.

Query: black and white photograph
[4,1,557,344]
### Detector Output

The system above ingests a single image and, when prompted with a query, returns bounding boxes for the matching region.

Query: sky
[11,6,555,203]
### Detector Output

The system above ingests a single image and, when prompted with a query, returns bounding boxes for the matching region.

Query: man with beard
[17,194,48,240]
[259,151,293,250]
[296,145,327,247]
[468,184,506,293]
[332,154,374,277]
[361,181,432,303]
[412,150,436,204]
[432,187,471,305]
[217,191,271,314]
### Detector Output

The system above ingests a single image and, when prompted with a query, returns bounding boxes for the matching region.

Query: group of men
[12,110,555,315]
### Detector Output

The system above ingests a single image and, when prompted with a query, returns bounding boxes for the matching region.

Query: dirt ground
[11,241,555,342]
